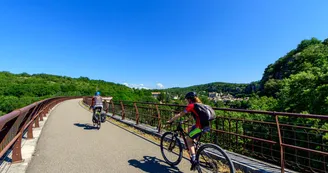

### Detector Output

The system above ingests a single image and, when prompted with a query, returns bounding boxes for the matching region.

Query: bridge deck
[26,99,191,173]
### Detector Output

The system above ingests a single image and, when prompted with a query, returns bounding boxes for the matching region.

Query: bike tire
[92,114,96,127]
[196,143,235,173]
[97,113,101,129]
[160,132,183,166]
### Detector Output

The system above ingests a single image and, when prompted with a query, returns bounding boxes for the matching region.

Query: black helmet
[185,92,197,99]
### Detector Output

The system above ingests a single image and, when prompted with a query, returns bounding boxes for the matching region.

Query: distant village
[207,92,249,102]
[151,91,249,102]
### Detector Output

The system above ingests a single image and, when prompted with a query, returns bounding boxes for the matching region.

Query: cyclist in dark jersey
[90,91,103,122]
[167,91,210,171]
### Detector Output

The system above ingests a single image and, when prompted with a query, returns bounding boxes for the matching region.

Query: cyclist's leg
[186,125,195,152]
[95,106,103,121]
[93,107,99,122]
[187,125,203,170]
[188,125,202,150]
[92,106,99,121]
[92,107,96,122]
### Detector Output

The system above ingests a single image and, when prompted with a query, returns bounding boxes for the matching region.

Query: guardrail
[83,97,328,173]
[0,96,80,163]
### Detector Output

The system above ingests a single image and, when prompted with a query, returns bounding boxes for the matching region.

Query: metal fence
[83,97,328,173]
[0,96,80,163]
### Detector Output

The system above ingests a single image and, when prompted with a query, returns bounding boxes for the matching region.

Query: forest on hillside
[0,72,157,116]
[258,37,328,115]
[160,82,252,98]
[155,37,328,115]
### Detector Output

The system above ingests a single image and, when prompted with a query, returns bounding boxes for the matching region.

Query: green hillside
[259,37,328,114]
[0,72,157,115]
[157,37,328,115]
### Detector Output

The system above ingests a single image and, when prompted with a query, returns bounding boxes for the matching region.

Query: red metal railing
[0,96,80,163]
[83,97,328,173]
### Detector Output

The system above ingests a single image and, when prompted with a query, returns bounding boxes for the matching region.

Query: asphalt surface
[26,99,191,173]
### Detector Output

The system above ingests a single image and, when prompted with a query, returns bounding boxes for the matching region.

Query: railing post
[228,118,232,148]
[235,120,238,148]
[155,105,161,133]
[12,132,23,163]
[39,107,45,122]
[39,112,43,121]
[134,102,139,125]
[35,116,40,128]
[274,112,285,173]
[43,107,48,117]
[215,118,219,144]
[120,101,125,120]
[105,101,109,113]
[26,104,39,139]
[111,100,115,116]
[45,107,50,114]
[27,123,34,139]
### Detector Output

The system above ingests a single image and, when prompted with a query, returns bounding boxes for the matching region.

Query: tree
[247,96,278,111]
[296,37,322,52]
[323,38,328,46]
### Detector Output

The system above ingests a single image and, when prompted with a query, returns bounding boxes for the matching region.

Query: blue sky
[0,0,328,89]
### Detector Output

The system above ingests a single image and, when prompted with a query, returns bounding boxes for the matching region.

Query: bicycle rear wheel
[97,112,101,129]
[196,143,235,173]
[92,113,97,126]
[160,132,183,166]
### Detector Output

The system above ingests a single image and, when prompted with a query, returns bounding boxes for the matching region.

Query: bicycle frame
[172,121,202,154]
[163,121,235,173]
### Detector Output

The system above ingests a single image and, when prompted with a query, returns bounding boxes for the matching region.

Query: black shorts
[93,106,102,114]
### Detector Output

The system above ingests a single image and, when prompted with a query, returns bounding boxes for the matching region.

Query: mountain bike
[160,120,235,173]
[92,107,102,129]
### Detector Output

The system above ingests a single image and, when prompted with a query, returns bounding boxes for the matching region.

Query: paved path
[26,99,191,173]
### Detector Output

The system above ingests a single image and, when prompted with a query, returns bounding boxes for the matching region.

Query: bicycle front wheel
[196,143,235,173]
[160,132,183,166]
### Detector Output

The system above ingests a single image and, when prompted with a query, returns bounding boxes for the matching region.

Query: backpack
[194,103,216,121]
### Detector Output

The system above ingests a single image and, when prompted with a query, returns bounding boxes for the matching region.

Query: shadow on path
[0,154,12,165]
[106,120,160,147]
[128,156,183,173]
[74,123,98,130]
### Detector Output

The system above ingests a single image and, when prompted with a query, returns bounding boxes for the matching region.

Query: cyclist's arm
[168,111,186,123]
[90,97,95,109]
[168,104,193,123]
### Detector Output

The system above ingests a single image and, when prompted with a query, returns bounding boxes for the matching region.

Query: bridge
[0,97,327,173]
